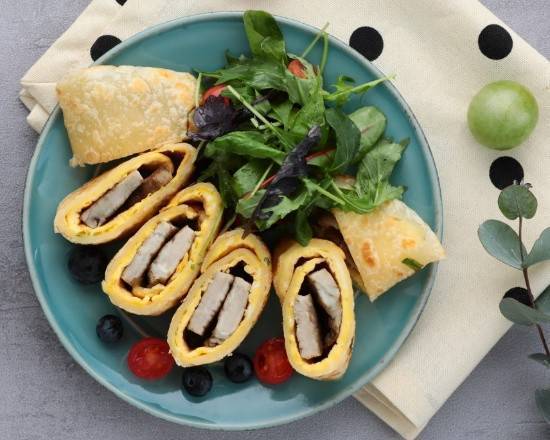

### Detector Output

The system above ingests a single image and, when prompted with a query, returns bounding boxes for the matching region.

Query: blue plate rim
[22,11,443,431]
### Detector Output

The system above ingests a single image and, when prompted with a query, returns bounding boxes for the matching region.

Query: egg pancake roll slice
[102,182,223,315]
[273,239,355,381]
[54,143,196,244]
[168,229,272,367]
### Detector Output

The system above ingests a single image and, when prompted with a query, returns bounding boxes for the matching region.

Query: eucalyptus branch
[518,215,550,356]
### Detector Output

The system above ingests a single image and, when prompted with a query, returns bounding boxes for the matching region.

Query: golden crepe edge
[56,65,196,166]
[54,143,197,245]
[273,239,355,381]
[167,229,272,367]
[102,182,223,316]
[333,199,445,301]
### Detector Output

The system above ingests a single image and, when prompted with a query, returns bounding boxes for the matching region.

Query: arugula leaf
[236,190,265,218]
[211,59,287,91]
[243,10,286,62]
[261,189,310,228]
[349,106,386,159]
[295,207,314,245]
[251,126,321,223]
[206,131,286,163]
[356,138,406,192]
[283,55,321,105]
[271,100,293,129]
[325,76,389,106]
[289,90,326,142]
[232,160,269,197]
[325,107,361,173]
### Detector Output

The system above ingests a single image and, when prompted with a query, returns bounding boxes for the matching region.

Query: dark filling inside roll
[294,263,342,361]
[184,263,252,349]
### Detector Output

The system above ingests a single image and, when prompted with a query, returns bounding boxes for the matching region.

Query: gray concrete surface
[1,1,549,439]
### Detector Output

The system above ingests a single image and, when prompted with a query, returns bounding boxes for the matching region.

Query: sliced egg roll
[102,182,223,316]
[333,199,445,301]
[168,229,272,367]
[273,239,355,381]
[54,143,197,245]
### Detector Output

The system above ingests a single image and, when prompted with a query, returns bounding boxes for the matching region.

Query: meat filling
[81,170,143,228]
[307,269,342,347]
[294,294,323,359]
[123,166,173,208]
[121,221,177,286]
[186,272,251,348]
[294,267,342,360]
[148,225,195,286]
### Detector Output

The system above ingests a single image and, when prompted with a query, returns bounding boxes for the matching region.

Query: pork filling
[185,265,252,349]
[81,159,176,228]
[120,218,197,289]
[294,267,342,361]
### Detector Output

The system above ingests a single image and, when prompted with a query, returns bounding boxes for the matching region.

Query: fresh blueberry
[182,367,212,397]
[96,314,123,343]
[224,353,253,383]
[68,246,107,284]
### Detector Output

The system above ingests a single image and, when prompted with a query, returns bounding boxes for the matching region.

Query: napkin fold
[20,1,550,438]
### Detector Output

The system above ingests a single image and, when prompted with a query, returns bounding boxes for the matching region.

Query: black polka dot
[115,0,127,4]
[489,156,524,189]
[478,24,513,60]
[504,287,530,306]
[349,27,384,61]
[90,35,121,61]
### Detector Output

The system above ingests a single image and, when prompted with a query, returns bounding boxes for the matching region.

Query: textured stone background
[1,1,549,439]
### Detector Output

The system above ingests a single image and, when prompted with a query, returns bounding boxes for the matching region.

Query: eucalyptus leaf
[525,228,550,268]
[535,284,550,314]
[529,353,550,368]
[498,184,537,220]
[535,388,550,424]
[499,297,550,326]
[478,220,525,269]
[349,106,386,160]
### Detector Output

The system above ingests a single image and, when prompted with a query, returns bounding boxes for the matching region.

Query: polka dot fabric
[90,35,121,61]
[19,2,550,439]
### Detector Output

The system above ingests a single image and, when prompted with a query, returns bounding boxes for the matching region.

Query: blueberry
[182,367,212,397]
[224,353,253,383]
[96,314,123,343]
[68,246,107,284]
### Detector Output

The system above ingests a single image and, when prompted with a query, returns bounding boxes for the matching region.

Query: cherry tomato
[202,84,230,105]
[467,80,538,150]
[253,337,293,385]
[127,338,174,380]
[287,59,306,79]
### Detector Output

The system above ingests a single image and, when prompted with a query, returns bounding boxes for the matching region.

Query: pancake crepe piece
[102,182,223,316]
[168,229,272,367]
[57,66,196,166]
[333,199,445,301]
[54,143,196,244]
[273,239,355,381]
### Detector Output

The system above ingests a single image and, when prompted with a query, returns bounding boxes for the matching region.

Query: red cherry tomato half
[253,337,293,385]
[127,338,174,380]
[202,84,230,105]
[287,59,307,79]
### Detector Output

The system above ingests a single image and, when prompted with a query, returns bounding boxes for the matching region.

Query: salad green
[192,10,407,245]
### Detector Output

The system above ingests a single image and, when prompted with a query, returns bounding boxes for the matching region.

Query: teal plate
[23,12,442,430]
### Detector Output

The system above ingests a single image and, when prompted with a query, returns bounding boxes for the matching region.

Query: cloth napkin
[20,1,550,438]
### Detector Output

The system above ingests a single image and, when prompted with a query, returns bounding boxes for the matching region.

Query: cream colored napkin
[20,1,550,438]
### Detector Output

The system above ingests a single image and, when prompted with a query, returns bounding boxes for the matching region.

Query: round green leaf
[525,228,550,268]
[498,184,537,220]
[499,297,550,326]
[478,220,525,269]
[535,388,550,424]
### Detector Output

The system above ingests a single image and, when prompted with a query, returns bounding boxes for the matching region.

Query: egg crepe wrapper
[102,182,223,316]
[273,239,355,380]
[332,199,445,301]
[56,66,196,166]
[168,229,272,367]
[54,143,197,245]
